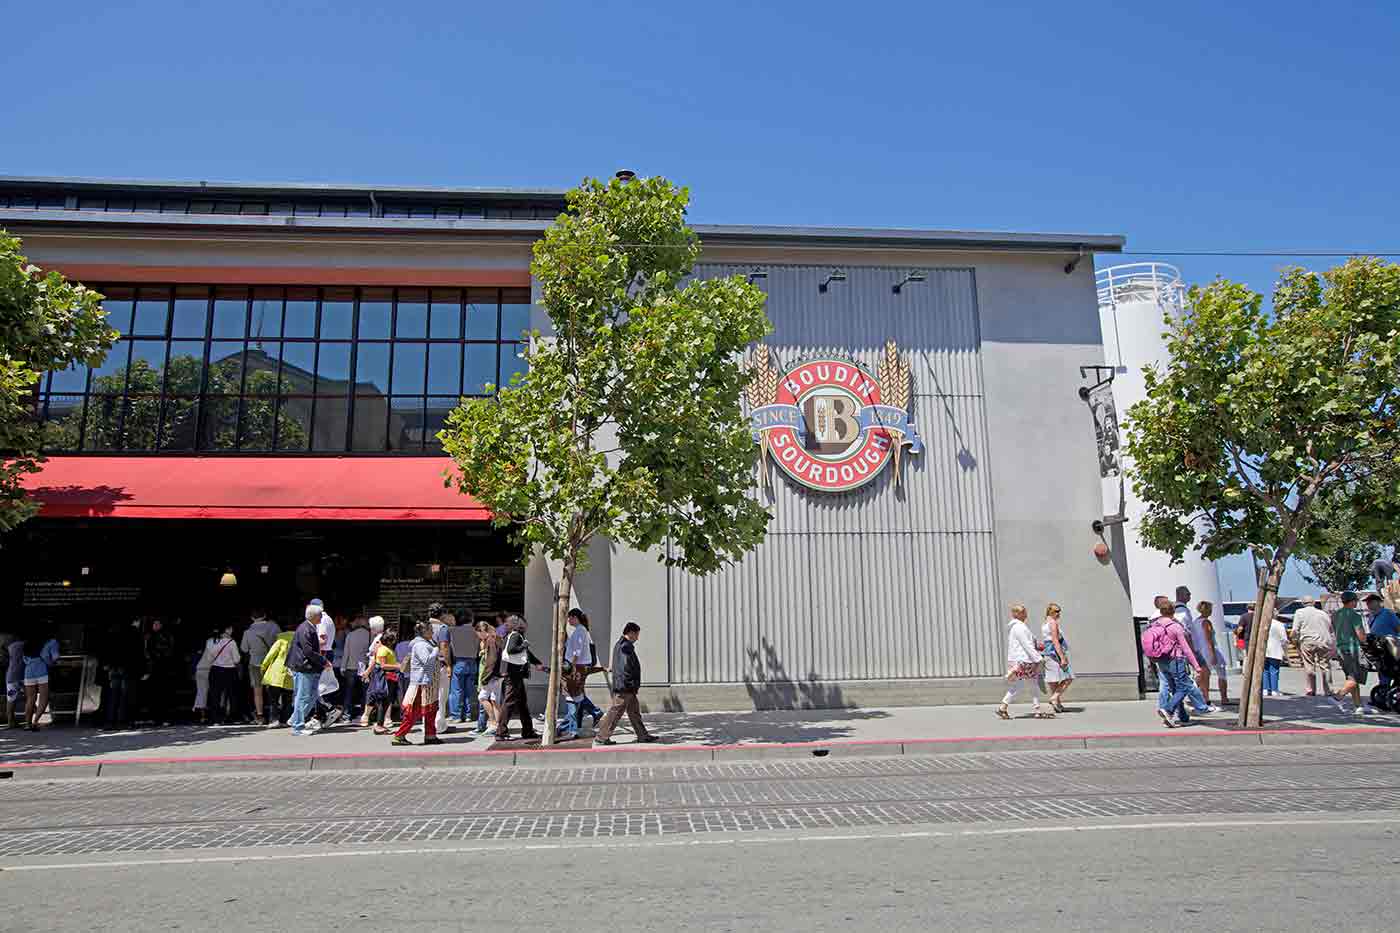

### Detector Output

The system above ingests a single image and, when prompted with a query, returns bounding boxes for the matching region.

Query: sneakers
[305,719,322,733]
[1362,705,1378,715]
[1353,706,1366,717]
[390,736,411,746]
[640,734,661,743]
[1157,708,1177,729]
[290,728,308,736]
[1202,705,1221,714]
[324,709,344,728]
[422,736,445,746]
[1326,696,1347,712]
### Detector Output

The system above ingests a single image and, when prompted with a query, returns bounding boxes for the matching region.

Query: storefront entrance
[4,518,524,655]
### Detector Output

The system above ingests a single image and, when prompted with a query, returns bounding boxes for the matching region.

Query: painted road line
[4,815,1398,872]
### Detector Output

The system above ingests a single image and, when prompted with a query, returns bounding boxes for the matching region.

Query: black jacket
[286,620,326,675]
[610,637,641,693]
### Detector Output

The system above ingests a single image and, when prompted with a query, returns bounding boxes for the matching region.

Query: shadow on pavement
[0,722,278,763]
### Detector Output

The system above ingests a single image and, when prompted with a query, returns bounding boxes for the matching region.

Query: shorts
[22,675,49,687]
[1338,646,1369,685]
[478,677,502,704]
[1298,642,1332,677]
[248,663,267,687]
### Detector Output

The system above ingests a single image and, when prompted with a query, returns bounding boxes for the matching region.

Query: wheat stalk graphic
[747,346,779,484]
[878,340,912,485]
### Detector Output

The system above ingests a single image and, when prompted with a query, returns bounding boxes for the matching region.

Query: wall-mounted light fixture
[892,271,927,294]
[818,269,847,293]
[746,268,768,283]
[80,566,90,576]
[260,564,270,575]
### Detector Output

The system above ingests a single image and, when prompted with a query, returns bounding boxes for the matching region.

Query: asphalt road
[3,742,1398,931]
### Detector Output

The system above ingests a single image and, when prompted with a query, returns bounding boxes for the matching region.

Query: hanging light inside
[220,569,238,587]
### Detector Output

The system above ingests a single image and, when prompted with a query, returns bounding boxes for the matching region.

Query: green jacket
[260,632,295,690]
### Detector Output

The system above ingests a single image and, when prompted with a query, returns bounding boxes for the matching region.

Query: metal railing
[1096,262,1185,314]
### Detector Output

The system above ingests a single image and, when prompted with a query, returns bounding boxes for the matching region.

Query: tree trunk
[541,552,576,747]
[1237,556,1286,729]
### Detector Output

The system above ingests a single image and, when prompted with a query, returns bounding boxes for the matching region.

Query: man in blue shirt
[1365,594,1400,691]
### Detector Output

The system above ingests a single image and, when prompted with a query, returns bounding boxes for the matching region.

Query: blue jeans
[1156,659,1195,720]
[291,670,319,732]
[1157,659,1212,721]
[572,693,602,730]
[1263,658,1282,693]
[449,659,480,722]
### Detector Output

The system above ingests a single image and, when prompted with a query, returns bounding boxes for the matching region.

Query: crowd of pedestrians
[4,599,662,747]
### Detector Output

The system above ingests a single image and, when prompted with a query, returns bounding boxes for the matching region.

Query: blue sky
[3,0,1397,597]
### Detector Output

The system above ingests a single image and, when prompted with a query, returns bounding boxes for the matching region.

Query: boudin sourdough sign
[747,341,923,492]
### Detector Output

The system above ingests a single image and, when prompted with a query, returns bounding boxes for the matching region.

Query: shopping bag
[317,665,338,697]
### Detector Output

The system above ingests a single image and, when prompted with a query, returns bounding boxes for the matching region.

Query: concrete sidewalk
[3,669,1396,778]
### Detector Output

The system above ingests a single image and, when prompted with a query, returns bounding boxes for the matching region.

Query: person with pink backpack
[1142,596,1218,727]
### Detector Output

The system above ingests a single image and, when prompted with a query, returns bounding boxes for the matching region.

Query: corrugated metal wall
[669,264,1003,684]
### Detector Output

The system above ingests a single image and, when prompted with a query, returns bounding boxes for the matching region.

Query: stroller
[1361,634,1400,711]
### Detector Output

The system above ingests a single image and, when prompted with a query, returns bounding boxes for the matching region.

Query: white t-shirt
[1265,620,1288,661]
[316,618,335,654]
[563,624,595,701]
[203,636,241,669]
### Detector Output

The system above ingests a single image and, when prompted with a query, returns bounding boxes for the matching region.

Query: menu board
[372,565,524,622]
[22,581,143,607]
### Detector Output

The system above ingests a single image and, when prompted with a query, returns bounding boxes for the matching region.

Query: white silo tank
[1096,263,1224,630]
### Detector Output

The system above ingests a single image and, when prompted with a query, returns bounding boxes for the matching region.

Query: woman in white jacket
[997,604,1053,720]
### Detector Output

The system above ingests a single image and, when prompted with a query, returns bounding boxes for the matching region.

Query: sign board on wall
[746,341,922,493]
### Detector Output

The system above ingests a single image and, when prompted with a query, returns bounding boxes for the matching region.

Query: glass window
[49,361,89,394]
[352,396,388,451]
[435,206,461,220]
[106,199,134,213]
[212,288,249,338]
[133,288,171,335]
[213,202,240,215]
[316,342,351,393]
[238,398,277,450]
[161,199,189,213]
[100,286,136,334]
[358,290,391,339]
[189,201,215,214]
[243,345,280,395]
[388,397,424,451]
[430,290,461,338]
[501,290,532,340]
[427,343,460,394]
[240,202,268,215]
[164,342,206,394]
[127,340,168,392]
[311,396,349,451]
[500,343,528,389]
[391,342,426,394]
[319,203,347,218]
[250,289,283,341]
[283,289,317,337]
[201,396,240,450]
[279,343,316,391]
[353,342,389,395]
[121,394,162,450]
[294,203,321,217]
[172,287,209,337]
[423,398,457,453]
[465,289,498,339]
[78,198,106,211]
[41,395,84,451]
[347,203,370,217]
[320,288,354,339]
[159,397,199,450]
[134,199,160,212]
[91,340,131,391]
[269,202,293,216]
[395,290,428,337]
[464,343,496,394]
[275,398,312,450]
[208,342,245,392]
[81,395,123,450]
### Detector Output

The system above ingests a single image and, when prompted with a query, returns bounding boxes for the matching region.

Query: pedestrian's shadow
[0,722,278,765]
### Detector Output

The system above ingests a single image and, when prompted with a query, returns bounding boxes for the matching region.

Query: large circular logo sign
[747,344,923,494]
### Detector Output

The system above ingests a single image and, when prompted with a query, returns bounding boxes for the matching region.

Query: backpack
[1141,619,1178,660]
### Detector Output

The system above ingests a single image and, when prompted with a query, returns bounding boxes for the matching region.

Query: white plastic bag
[318,665,339,697]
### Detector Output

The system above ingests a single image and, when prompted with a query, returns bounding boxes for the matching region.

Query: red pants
[394,696,437,739]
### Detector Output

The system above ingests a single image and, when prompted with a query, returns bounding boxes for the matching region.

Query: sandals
[1033,710,1056,719]
[995,705,1010,720]
[1052,700,1067,713]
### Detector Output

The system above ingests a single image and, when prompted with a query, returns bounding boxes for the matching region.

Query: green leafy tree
[1296,491,1384,594]
[1124,257,1400,727]
[1,231,118,532]
[439,176,772,744]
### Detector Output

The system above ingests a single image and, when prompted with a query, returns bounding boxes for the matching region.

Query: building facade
[1,176,1139,709]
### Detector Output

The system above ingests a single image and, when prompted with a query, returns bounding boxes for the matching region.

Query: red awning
[23,456,490,521]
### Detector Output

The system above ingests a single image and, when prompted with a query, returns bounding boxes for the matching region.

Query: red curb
[2,725,1396,771]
